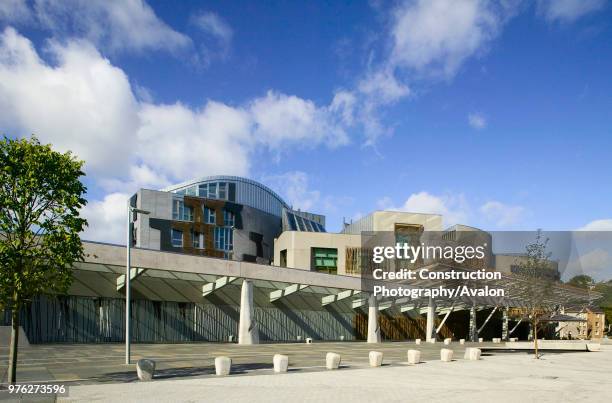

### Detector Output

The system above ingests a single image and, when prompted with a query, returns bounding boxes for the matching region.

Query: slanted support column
[502,307,509,341]
[238,280,259,345]
[426,296,436,342]
[469,304,478,342]
[367,294,381,343]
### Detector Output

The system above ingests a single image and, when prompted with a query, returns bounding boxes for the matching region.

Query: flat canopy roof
[77,241,598,310]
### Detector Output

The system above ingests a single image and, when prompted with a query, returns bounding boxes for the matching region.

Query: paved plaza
[0,342,611,402]
[1,341,502,384]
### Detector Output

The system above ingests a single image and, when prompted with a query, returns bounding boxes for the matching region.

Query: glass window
[312,248,337,274]
[214,227,233,252]
[192,231,203,248]
[172,200,193,221]
[218,183,227,200]
[198,184,207,197]
[224,210,235,227]
[204,207,216,224]
[185,186,196,196]
[171,229,183,247]
[208,183,217,199]
[172,200,183,220]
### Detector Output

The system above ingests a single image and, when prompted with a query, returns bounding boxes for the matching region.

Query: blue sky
[1,0,611,248]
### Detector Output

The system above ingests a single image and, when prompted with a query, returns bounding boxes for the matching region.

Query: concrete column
[238,280,259,344]
[469,305,478,342]
[502,307,509,341]
[367,294,381,343]
[426,297,436,342]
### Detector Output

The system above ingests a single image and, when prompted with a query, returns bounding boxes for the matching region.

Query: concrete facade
[273,231,362,275]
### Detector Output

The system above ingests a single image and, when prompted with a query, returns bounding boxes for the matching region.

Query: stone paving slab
[54,349,612,403]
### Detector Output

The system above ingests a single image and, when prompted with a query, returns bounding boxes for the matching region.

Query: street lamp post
[126,203,150,365]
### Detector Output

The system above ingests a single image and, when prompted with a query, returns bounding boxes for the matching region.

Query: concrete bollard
[492,338,501,344]
[509,337,517,342]
[407,349,421,365]
[297,335,302,341]
[339,335,345,341]
[136,359,156,381]
[326,352,341,370]
[459,339,465,345]
[428,339,436,344]
[306,337,313,344]
[440,349,453,362]
[228,335,234,343]
[464,347,481,361]
[369,351,383,367]
[478,338,484,343]
[444,338,451,345]
[215,356,232,376]
[273,354,289,373]
[415,339,421,345]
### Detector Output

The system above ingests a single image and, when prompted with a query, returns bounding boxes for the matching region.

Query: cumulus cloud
[468,112,487,129]
[537,0,606,23]
[480,200,525,227]
[250,91,350,149]
[0,27,358,242]
[80,192,129,244]
[0,27,139,176]
[31,0,191,54]
[389,0,515,78]
[577,219,612,231]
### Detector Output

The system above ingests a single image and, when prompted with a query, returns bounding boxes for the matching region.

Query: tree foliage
[0,136,87,307]
[567,274,594,289]
[0,135,87,383]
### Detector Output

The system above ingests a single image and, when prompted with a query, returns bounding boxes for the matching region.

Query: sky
[1,0,611,273]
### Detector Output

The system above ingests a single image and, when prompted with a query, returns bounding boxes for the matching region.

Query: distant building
[557,305,606,340]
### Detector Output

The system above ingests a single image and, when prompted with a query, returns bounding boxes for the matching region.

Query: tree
[567,274,594,289]
[0,136,87,384]
[516,230,555,359]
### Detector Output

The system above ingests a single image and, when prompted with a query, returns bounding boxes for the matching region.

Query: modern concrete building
[132,176,324,264]
[1,175,601,346]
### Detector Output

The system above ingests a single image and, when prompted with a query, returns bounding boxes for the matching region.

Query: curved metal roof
[161,175,289,208]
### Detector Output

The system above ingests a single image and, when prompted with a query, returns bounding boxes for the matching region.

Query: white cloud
[192,11,233,45]
[389,0,513,78]
[80,192,129,244]
[249,90,350,149]
[537,0,606,23]
[577,219,612,231]
[136,100,253,180]
[468,112,487,129]
[380,191,470,227]
[190,11,233,64]
[0,28,358,242]
[0,0,31,23]
[32,0,192,54]
[480,200,525,226]
[358,69,410,105]
[264,171,321,212]
[0,27,139,176]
